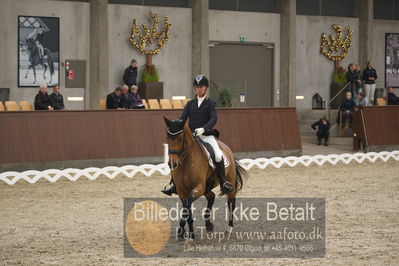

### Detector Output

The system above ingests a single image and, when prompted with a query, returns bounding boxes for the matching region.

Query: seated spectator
[387,87,399,105]
[106,87,122,109]
[119,84,132,109]
[34,84,53,110]
[311,115,330,146]
[129,85,144,109]
[49,85,65,110]
[338,91,356,128]
[357,92,369,106]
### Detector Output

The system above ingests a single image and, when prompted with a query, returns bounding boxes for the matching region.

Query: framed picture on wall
[385,33,399,88]
[18,16,59,87]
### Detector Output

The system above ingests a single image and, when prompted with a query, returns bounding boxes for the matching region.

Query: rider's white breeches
[198,135,223,162]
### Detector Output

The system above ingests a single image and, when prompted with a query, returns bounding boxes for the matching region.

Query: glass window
[209,0,237,11]
[109,0,144,5]
[145,0,188,7]
[374,0,395,20]
[321,0,356,17]
[239,0,280,13]
[296,0,320,16]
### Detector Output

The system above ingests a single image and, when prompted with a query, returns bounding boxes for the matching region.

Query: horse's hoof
[184,238,194,246]
[225,226,234,233]
[177,228,186,239]
[206,223,214,232]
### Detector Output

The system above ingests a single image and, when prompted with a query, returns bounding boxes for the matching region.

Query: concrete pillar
[279,0,296,107]
[89,0,109,109]
[189,0,209,80]
[358,0,373,68]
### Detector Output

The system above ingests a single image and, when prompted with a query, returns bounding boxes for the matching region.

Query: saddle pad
[199,142,229,169]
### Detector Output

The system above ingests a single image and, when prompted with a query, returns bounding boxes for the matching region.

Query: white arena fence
[1,151,399,185]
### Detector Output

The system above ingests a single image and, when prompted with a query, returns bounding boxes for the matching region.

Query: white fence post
[163,143,169,164]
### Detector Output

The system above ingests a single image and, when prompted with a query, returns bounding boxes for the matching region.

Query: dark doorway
[209,43,274,107]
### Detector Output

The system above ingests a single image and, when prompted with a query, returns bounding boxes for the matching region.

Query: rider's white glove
[194,128,205,136]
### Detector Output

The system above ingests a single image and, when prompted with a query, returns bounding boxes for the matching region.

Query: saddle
[196,137,229,169]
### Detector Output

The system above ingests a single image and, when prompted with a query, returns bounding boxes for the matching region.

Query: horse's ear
[163,116,171,127]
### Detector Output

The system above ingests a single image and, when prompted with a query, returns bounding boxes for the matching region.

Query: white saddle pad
[199,143,229,169]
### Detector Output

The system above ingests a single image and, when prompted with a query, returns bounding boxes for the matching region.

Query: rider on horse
[27,26,45,60]
[162,75,234,196]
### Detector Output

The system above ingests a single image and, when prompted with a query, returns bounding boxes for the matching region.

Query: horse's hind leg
[227,193,236,230]
[24,65,32,79]
[203,191,215,232]
[43,64,47,80]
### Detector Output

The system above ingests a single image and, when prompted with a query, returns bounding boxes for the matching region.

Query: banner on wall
[386,33,399,88]
[18,16,60,87]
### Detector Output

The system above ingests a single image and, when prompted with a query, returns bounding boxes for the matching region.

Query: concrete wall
[0,0,90,110]
[209,10,281,107]
[108,4,192,99]
[372,19,399,89]
[295,15,359,109]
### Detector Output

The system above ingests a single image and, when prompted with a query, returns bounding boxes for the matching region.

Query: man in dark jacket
[106,88,122,109]
[34,84,53,110]
[346,63,361,98]
[123,59,138,88]
[388,87,399,105]
[119,85,132,109]
[161,75,234,196]
[49,85,65,110]
[311,116,330,146]
[338,91,356,128]
[362,61,378,104]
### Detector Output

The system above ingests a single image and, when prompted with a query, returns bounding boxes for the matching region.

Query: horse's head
[164,116,187,170]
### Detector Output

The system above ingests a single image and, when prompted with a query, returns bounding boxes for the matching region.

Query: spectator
[311,115,330,146]
[129,85,145,109]
[49,85,65,110]
[346,63,361,98]
[357,92,369,106]
[387,87,399,105]
[123,59,138,88]
[362,61,378,105]
[106,87,122,109]
[338,91,356,128]
[34,84,53,110]
[119,84,132,109]
[354,64,362,99]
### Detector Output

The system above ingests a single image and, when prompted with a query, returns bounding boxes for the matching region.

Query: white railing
[1,151,398,185]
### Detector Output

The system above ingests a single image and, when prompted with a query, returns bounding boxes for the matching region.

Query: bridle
[167,128,195,162]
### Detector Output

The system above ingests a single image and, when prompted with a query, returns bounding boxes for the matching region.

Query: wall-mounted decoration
[320,24,353,67]
[18,16,59,87]
[385,33,399,88]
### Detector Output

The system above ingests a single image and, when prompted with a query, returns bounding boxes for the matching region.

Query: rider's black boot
[215,158,234,195]
[161,180,177,196]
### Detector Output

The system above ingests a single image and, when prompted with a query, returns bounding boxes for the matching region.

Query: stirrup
[161,185,176,196]
[221,181,234,195]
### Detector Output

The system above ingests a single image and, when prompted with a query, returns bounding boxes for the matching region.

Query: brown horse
[163,117,247,241]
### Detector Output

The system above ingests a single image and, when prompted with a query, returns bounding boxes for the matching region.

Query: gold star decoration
[129,11,172,55]
[320,24,353,62]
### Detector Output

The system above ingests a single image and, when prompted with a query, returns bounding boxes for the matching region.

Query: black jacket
[180,98,217,133]
[106,92,121,109]
[362,67,378,84]
[119,93,132,109]
[339,98,356,111]
[49,92,65,110]
[123,66,138,87]
[388,92,399,105]
[34,92,51,110]
[311,119,330,133]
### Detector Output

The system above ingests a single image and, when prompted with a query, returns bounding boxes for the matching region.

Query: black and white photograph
[18,16,59,87]
[386,33,399,88]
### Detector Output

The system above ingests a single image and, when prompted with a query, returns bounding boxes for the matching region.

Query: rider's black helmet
[193,75,209,87]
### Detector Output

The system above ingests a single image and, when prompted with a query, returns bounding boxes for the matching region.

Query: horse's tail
[45,48,54,75]
[234,158,247,192]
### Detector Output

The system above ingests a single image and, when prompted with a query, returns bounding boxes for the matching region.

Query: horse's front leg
[32,66,36,84]
[204,191,215,232]
[43,64,47,80]
[180,196,195,241]
[24,65,32,79]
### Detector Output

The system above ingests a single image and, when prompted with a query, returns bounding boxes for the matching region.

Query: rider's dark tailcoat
[180,98,217,134]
